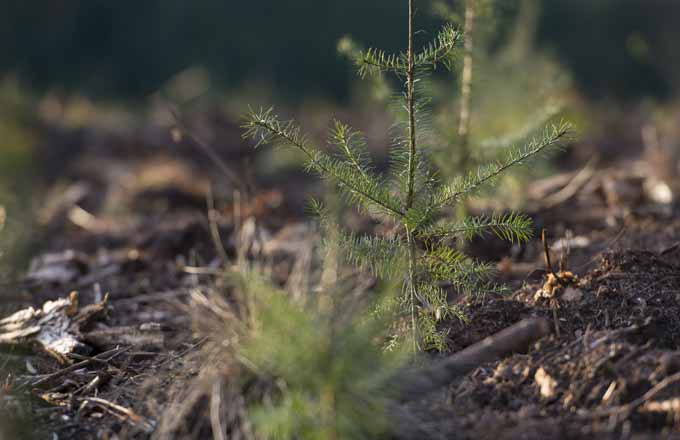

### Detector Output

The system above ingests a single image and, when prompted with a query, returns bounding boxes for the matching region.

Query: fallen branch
[29,346,129,387]
[399,317,551,401]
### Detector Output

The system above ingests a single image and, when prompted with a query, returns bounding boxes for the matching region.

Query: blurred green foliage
[0,1,677,102]
[0,79,36,177]
[0,78,41,282]
[537,0,680,100]
[0,1,430,101]
[242,274,402,439]
[427,0,570,208]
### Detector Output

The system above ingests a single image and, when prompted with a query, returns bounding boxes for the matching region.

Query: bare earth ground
[3,112,680,439]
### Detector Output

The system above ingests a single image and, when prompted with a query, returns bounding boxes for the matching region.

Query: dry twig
[30,346,129,387]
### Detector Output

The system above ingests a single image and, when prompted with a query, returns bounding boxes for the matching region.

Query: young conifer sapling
[243,0,571,352]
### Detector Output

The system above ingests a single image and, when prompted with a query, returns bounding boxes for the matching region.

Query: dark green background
[0,0,677,101]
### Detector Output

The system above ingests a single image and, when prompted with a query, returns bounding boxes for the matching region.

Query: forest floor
[3,108,680,439]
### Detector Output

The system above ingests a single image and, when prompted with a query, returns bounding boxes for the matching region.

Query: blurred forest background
[1,0,678,276]
[2,2,680,438]
[0,0,678,101]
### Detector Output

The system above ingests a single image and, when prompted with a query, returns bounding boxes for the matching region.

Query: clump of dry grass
[154,220,404,439]
[152,271,256,439]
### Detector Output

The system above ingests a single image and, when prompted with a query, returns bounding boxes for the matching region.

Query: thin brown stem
[405,0,419,354]
[458,0,476,151]
[406,0,417,210]
[406,228,419,354]
[542,229,568,288]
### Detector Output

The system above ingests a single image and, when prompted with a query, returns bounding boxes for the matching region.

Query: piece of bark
[0,292,108,363]
[399,317,551,401]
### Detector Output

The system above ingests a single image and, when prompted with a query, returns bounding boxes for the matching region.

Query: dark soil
[3,111,680,439]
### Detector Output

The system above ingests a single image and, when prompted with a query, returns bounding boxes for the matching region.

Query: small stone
[645,177,673,204]
[535,367,558,399]
[561,287,583,302]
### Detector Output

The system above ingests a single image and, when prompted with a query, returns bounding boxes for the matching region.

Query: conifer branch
[434,121,572,208]
[243,108,405,218]
[356,48,408,78]
[351,25,460,78]
[330,121,373,180]
[413,25,461,70]
[421,245,495,286]
[421,212,534,244]
[336,233,406,279]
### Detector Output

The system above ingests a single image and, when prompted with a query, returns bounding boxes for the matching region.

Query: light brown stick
[457,0,476,150]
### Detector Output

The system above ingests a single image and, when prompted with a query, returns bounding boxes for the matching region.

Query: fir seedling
[160,253,404,439]
[243,0,571,352]
[242,272,402,439]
